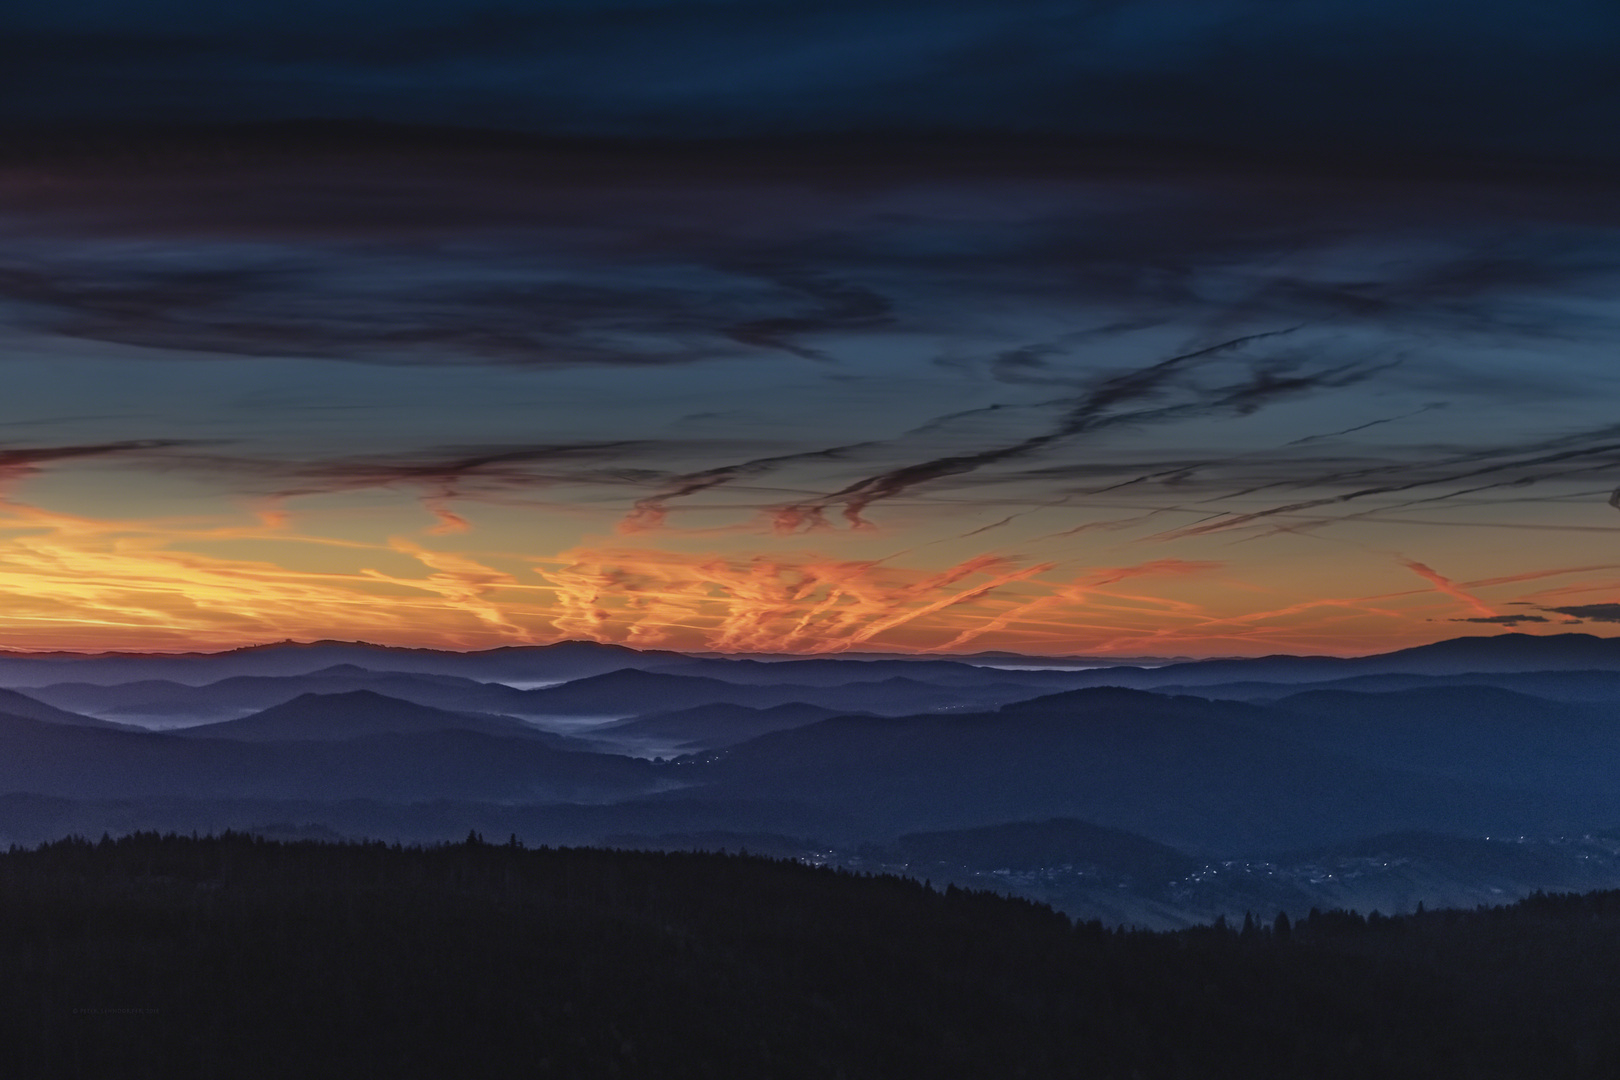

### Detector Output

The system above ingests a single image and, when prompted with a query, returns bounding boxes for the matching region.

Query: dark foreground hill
[5,833,1618,1080]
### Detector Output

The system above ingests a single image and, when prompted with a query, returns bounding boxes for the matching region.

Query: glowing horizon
[3,142,1619,658]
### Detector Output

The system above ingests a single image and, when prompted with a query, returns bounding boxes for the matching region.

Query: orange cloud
[2,446,1616,658]
[1397,557,1496,618]
[929,559,1223,651]
[422,494,473,535]
[0,496,552,651]
[532,547,1077,653]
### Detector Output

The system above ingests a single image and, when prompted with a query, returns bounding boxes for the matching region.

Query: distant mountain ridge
[0,704,658,803]
[7,630,1620,926]
[171,690,550,743]
[682,686,1575,853]
[1033,633,1620,689]
[28,669,537,724]
[4,631,1619,689]
[0,687,137,730]
[591,702,846,755]
[511,668,1033,718]
[0,639,685,687]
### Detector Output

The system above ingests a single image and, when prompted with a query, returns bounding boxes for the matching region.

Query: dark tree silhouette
[0,832,1616,1079]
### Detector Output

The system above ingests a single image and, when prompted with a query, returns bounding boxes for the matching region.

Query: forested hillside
[3,833,1615,1079]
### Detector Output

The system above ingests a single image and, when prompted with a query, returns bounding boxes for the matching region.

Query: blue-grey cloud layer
[4,146,1619,549]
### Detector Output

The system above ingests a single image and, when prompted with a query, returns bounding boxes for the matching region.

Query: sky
[1,1,1618,657]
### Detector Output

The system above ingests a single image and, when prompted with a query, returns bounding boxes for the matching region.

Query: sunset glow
[2,140,1618,658]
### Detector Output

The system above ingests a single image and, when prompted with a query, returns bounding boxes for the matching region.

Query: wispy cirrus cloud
[0,440,209,495]
[0,498,551,650]
[0,142,1618,654]
[534,546,1231,653]
[5,143,1618,379]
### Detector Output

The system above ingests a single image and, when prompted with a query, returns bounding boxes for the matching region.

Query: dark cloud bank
[2,1,1618,557]
[2,0,1618,166]
[1548,604,1620,624]
[3,128,1618,538]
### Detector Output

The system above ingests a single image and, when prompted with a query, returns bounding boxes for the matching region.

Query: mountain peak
[176,689,512,743]
[542,640,644,654]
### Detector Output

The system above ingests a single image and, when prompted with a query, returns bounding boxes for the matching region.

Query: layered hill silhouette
[0,686,137,730]
[1043,632,1620,690]
[4,663,1620,855]
[0,638,683,687]
[643,655,1094,689]
[1157,668,1620,704]
[170,689,552,743]
[1261,686,1620,791]
[26,669,535,725]
[9,631,1620,691]
[590,701,846,755]
[678,687,1581,852]
[6,632,1620,924]
[510,668,1027,718]
[0,705,659,803]
[25,663,1050,727]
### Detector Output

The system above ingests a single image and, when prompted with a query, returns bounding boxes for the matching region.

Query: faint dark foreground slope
[4,833,1617,1080]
